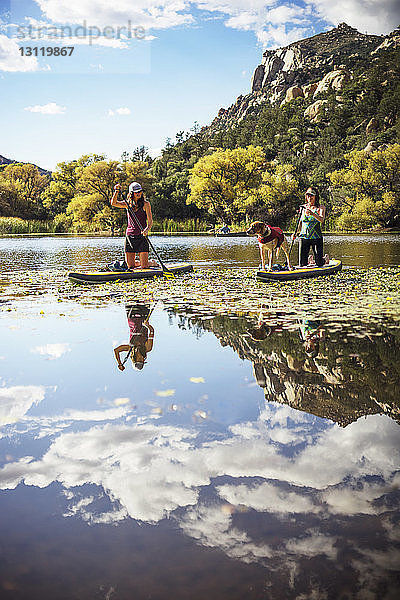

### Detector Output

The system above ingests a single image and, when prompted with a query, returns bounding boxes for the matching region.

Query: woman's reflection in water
[114,303,154,371]
[299,318,325,359]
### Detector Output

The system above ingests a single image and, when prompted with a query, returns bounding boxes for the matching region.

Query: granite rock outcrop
[206,23,396,135]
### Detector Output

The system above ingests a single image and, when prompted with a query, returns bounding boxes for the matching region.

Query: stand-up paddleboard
[257,259,342,282]
[68,262,193,284]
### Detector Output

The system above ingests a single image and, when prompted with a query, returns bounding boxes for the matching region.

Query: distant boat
[215,231,248,237]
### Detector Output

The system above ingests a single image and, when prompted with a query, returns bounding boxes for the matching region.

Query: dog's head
[246,221,270,237]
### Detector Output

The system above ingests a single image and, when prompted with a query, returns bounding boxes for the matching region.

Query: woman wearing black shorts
[111,181,153,269]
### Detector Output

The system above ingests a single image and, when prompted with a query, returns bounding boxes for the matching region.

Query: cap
[129,182,142,193]
[133,361,145,370]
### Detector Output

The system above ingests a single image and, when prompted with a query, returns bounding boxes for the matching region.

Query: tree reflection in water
[168,308,400,426]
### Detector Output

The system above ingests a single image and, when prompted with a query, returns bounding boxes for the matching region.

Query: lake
[1,235,400,599]
[1,232,400,271]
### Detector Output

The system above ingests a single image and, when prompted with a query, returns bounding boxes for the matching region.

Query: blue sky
[0,1,398,170]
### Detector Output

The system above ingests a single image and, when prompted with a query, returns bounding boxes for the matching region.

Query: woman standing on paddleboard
[111,181,153,269]
[292,187,326,267]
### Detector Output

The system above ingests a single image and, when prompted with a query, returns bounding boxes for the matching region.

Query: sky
[0,0,399,171]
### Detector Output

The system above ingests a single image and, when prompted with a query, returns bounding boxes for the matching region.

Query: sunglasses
[305,192,316,197]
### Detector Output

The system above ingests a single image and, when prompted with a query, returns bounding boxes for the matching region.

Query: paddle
[117,187,174,278]
[122,303,157,366]
[288,205,305,262]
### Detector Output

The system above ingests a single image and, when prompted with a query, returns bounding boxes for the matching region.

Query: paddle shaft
[288,205,305,260]
[122,194,171,273]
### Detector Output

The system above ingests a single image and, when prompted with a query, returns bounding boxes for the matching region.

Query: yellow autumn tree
[67,159,154,232]
[42,154,105,217]
[328,143,400,229]
[77,159,153,201]
[187,146,265,223]
[0,163,49,219]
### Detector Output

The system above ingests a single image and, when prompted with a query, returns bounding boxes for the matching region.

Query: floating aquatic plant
[0,267,399,326]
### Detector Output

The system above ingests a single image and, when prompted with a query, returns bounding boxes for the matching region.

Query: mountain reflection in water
[0,305,399,599]
[169,309,400,426]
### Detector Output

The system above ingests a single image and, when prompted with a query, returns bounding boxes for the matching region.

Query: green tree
[151,156,204,219]
[0,179,21,216]
[128,146,152,163]
[245,163,299,224]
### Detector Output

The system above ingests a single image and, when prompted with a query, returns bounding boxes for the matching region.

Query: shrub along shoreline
[1,216,398,237]
[0,216,212,235]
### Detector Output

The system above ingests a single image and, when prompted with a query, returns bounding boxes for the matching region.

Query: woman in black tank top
[111,181,154,269]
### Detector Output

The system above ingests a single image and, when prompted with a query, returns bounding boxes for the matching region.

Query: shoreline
[1,230,400,238]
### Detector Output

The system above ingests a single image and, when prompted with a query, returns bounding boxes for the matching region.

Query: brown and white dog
[246,221,292,271]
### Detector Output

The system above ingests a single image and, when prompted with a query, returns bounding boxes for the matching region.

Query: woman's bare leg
[139,252,149,269]
[126,252,137,269]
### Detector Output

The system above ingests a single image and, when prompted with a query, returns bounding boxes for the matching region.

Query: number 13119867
[19,47,75,56]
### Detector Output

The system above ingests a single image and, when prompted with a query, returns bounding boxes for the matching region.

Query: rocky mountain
[0,155,14,166]
[0,154,51,176]
[207,22,400,134]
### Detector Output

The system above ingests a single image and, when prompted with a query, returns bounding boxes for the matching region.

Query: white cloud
[285,530,338,560]
[0,423,205,519]
[218,481,320,514]
[15,1,309,48]
[0,387,398,594]
[310,0,400,36]
[31,342,71,359]
[35,0,194,30]
[0,402,399,596]
[0,385,46,425]
[108,107,131,116]
[196,1,310,46]
[197,0,399,39]
[321,479,393,515]
[53,407,132,423]
[24,102,66,114]
[0,411,398,519]
[257,23,309,47]
[29,406,133,439]
[0,34,39,71]
[180,504,272,563]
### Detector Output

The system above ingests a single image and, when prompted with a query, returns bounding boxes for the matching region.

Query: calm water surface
[0,233,400,270]
[0,236,399,599]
